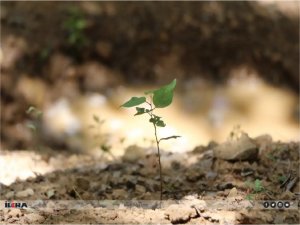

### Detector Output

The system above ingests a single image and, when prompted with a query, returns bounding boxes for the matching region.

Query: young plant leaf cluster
[121,79,177,129]
[121,79,180,200]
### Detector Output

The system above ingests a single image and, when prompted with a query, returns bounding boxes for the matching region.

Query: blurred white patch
[44,98,81,136]
[109,119,123,130]
[128,128,143,140]
[87,93,107,107]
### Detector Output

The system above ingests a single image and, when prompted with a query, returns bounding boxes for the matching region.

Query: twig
[72,186,82,200]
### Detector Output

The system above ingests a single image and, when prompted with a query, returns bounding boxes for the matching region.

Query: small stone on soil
[15,188,34,198]
[165,204,198,224]
[213,133,258,160]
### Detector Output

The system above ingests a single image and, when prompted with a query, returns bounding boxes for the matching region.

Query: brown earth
[0,2,299,224]
[0,133,299,224]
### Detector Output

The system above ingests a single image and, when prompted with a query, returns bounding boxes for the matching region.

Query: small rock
[165,204,198,224]
[24,213,45,223]
[181,196,207,212]
[5,191,15,199]
[227,187,238,198]
[16,188,34,198]
[254,134,272,151]
[46,189,56,199]
[112,189,128,199]
[213,133,258,160]
[135,184,146,193]
[143,192,153,200]
[123,145,146,163]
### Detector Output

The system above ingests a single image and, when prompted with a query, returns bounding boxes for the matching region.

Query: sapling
[26,106,43,150]
[121,79,180,200]
[89,114,114,159]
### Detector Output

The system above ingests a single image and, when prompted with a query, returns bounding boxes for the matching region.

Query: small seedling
[63,7,88,49]
[245,179,265,200]
[26,106,43,150]
[253,179,264,193]
[89,114,114,159]
[121,79,181,200]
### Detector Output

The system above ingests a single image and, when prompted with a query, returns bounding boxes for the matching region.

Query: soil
[0,134,299,224]
[0,2,299,224]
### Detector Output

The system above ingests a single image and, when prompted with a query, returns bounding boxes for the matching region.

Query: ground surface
[0,2,299,224]
[1,133,299,224]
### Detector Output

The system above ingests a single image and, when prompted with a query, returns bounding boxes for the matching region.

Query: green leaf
[121,97,146,108]
[149,116,166,127]
[156,120,166,127]
[159,135,181,142]
[152,79,177,108]
[134,107,147,116]
[254,179,263,192]
[149,118,156,124]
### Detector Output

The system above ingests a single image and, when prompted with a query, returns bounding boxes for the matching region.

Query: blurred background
[1,1,299,155]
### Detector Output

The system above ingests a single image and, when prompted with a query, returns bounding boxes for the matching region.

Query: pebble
[112,189,128,198]
[16,188,34,198]
[46,189,55,199]
[122,145,146,163]
[213,133,258,160]
[164,204,198,224]
[254,134,272,152]
[5,191,15,199]
[227,187,238,198]
[135,184,146,193]
[254,134,272,146]
[24,213,45,223]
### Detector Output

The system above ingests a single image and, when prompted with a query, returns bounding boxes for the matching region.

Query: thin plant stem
[146,101,163,201]
[153,122,163,201]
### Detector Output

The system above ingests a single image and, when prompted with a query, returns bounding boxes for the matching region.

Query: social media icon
[277,201,283,208]
[263,202,269,208]
[270,202,276,208]
[284,202,290,208]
